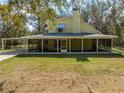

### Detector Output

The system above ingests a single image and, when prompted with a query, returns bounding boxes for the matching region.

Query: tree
[27,0,65,34]
[0,0,65,37]
[0,4,11,38]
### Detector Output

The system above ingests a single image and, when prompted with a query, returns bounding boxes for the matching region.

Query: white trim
[2,39,4,52]
[1,34,117,40]
[26,36,116,39]
[2,38,23,40]
[24,39,26,50]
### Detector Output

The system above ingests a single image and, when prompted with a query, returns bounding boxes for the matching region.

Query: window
[56,24,65,33]
[58,28,63,32]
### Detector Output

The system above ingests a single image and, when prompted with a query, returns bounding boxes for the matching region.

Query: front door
[60,39,67,52]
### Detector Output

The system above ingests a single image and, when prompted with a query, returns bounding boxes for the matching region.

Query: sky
[0,0,7,4]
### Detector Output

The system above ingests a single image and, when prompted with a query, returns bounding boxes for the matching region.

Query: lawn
[0,54,124,93]
[113,47,124,55]
[1,54,124,75]
[0,49,17,53]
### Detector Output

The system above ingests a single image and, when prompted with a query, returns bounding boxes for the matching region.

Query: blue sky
[0,0,7,4]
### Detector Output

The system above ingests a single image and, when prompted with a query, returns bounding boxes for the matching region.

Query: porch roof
[2,33,117,40]
[22,33,117,39]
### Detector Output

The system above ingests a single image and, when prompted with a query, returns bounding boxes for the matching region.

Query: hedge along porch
[1,33,117,54]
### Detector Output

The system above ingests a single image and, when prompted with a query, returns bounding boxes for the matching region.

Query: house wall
[48,17,73,33]
[47,9,100,34]
[48,18,100,34]
[72,10,80,33]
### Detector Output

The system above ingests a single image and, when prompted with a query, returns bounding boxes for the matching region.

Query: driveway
[0,50,25,61]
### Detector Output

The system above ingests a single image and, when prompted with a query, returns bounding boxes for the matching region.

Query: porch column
[97,38,99,53]
[2,39,4,52]
[82,39,83,52]
[24,39,26,50]
[42,38,44,53]
[57,38,59,53]
[69,39,71,52]
[111,38,113,52]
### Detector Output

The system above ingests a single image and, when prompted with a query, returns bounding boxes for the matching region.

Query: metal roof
[43,33,94,36]
[2,33,117,40]
[21,33,117,39]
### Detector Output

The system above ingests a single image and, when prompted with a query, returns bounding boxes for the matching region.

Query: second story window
[56,24,65,33]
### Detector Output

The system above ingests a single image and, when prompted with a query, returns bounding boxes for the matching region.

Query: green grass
[113,47,124,55]
[0,54,124,76]
[0,49,18,53]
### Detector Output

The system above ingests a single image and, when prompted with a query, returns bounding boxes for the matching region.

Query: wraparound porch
[1,38,113,54]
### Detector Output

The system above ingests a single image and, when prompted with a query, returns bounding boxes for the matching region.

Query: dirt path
[0,71,90,93]
[0,66,124,93]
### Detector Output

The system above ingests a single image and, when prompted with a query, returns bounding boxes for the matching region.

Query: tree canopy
[0,0,124,46]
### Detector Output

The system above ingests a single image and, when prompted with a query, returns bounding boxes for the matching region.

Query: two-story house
[1,8,117,54]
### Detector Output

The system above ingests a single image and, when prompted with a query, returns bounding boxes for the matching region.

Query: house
[1,8,117,54]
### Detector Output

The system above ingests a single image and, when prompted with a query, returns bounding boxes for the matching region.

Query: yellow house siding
[48,18,100,34]
[48,17,73,33]
[47,9,101,34]
[72,11,80,33]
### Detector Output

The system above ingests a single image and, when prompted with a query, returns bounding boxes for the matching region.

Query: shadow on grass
[16,54,90,62]
[15,53,124,62]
